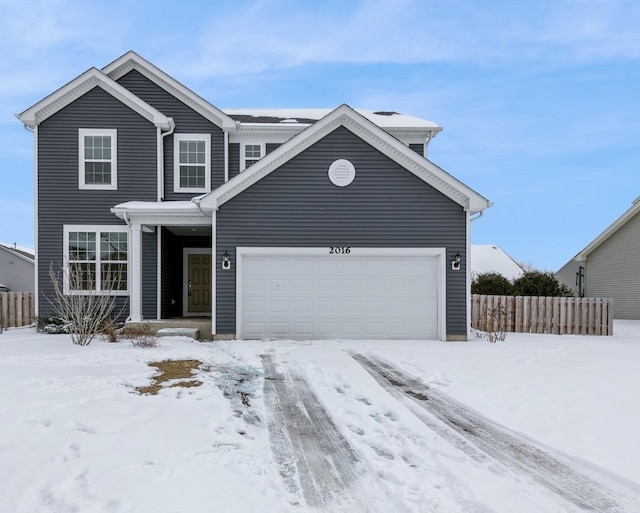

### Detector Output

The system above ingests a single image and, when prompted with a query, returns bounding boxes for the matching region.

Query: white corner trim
[211,213,216,334]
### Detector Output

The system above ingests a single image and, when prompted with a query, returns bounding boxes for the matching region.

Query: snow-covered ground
[1,322,639,512]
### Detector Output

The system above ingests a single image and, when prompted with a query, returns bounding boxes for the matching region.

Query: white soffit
[198,104,490,213]
[17,68,170,129]
[102,51,236,130]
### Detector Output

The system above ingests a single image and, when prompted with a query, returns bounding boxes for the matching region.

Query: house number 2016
[329,247,351,254]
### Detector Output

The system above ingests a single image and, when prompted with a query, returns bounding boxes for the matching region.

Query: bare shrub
[122,323,158,348]
[48,262,125,346]
[102,324,119,343]
[485,306,507,343]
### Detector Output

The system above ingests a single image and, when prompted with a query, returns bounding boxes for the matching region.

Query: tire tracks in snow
[261,354,407,512]
[351,352,640,513]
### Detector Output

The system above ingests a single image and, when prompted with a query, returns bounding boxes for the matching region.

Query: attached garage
[237,248,445,340]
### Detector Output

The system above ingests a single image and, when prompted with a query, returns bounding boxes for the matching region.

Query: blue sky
[1,0,638,271]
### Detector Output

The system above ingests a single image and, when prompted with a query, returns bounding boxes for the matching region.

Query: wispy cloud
[163,0,640,80]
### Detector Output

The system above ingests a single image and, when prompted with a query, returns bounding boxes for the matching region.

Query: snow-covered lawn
[1,322,639,512]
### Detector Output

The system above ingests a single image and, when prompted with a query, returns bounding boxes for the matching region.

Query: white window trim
[78,128,117,190]
[240,141,266,171]
[174,133,211,193]
[63,225,129,296]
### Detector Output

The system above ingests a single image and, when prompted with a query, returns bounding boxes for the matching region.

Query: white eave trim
[111,200,211,226]
[0,246,35,264]
[17,68,170,129]
[102,51,236,130]
[575,198,640,261]
[198,104,490,214]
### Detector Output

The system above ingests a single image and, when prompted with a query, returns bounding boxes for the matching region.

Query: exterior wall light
[451,251,461,271]
[222,251,231,270]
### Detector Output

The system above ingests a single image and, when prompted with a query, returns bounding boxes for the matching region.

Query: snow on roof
[111,201,201,212]
[223,108,441,130]
[471,245,524,280]
[0,243,35,261]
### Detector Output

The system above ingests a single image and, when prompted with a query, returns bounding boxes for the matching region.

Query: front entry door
[187,253,211,314]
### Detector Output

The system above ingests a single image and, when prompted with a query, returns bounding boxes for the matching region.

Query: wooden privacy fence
[471,294,614,336]
[0,292,35,329]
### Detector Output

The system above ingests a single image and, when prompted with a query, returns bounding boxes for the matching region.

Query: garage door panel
[241,252,439,340]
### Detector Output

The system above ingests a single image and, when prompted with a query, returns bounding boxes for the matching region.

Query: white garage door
[238,249,441,340]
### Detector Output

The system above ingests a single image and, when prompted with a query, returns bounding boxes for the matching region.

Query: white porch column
[129,222,142,321]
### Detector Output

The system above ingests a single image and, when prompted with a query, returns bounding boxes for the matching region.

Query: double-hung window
[64,226,128,295]
[241,142,265,171]
[174,133,211,193]
[79,129,117,189]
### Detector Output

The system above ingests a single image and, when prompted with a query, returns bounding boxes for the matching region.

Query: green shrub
[512,271,573,297]
[471,272,514,295]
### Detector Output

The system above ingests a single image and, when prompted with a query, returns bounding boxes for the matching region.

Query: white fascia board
[111,201,211,226]
[17,68,170,129]
[198,104,491,213]
[102,51,236,130]
[0,246,35,264]
[575,199,640,261]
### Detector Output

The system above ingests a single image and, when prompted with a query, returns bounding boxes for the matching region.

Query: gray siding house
[0,243,35,293]
[18,51,490,340]
[556,197,640,319]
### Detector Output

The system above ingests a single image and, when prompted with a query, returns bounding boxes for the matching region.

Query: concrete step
[156,327,200,340]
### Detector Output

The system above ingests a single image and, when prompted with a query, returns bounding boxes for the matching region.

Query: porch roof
[111,201,211,226]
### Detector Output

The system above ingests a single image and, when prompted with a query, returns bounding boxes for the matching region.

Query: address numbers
[329,247,351,254]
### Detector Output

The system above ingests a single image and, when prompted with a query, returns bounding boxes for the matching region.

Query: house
[0,243,35,293]
[17,51,491,340]
[556,197,640,319]
[470,245,523,281]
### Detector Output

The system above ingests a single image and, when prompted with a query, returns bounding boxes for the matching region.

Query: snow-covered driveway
[2,324,640,512]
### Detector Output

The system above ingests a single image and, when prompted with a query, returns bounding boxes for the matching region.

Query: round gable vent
[328,159,356,187]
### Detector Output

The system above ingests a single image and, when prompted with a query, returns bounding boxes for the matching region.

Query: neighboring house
[470,244,523,281]
[556,197,640,319]
[17,51,491,341]
[0,243,35,293]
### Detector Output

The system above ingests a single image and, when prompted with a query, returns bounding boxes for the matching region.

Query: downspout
[224,130,229,182]
[470,210,484,222]
[159,118,175,201]
[424,130,434,159]
[23,123,38,317]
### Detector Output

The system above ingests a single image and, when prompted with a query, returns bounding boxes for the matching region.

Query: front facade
[556,197,640,319]
[19,51,490,340]
[0,243,35,293]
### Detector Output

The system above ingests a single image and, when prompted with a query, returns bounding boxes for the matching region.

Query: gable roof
[0,243,35,263]
[102,51,236,130]
[575,196,640,261]
[471,244,523,280]
[17,68,171,129]
[197,104,490,213]
[223,108,441,131]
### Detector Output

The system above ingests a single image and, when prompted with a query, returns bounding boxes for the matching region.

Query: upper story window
[63,225,128,295]
[241,142,265,171]
[79,129,117,190]
[174,133,211,193]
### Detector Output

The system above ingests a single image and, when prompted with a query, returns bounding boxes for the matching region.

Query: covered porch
[111,201,215,332]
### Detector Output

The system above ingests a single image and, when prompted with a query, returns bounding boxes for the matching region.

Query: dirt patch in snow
[136,359,209,395]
